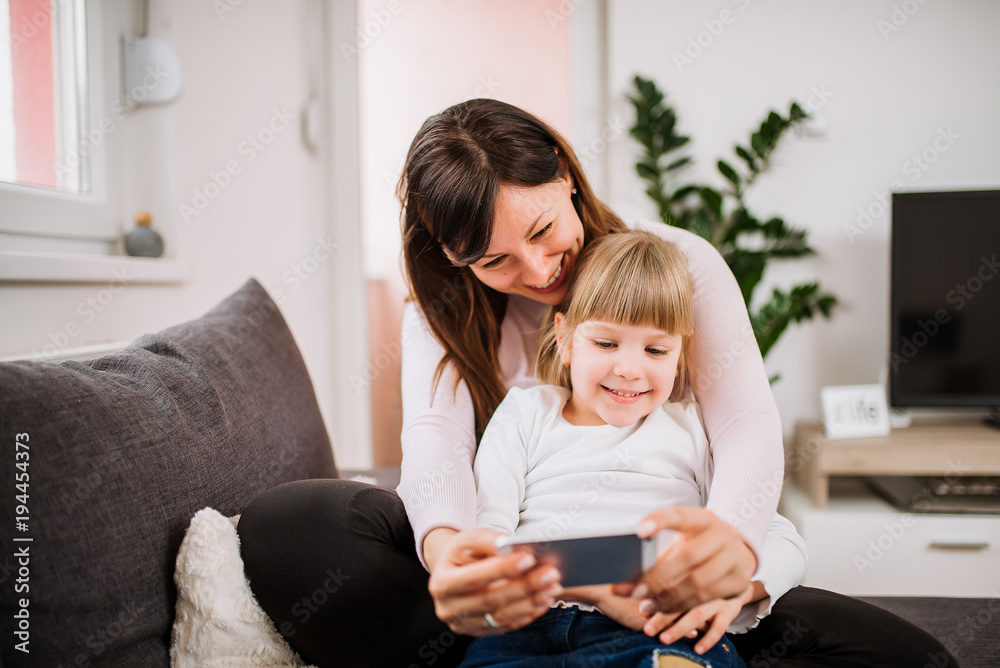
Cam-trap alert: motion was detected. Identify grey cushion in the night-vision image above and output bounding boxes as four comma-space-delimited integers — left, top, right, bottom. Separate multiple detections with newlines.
0, 278, 336, 667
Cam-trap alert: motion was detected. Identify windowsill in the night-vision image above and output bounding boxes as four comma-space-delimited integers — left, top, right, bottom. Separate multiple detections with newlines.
0, 250, 189, 284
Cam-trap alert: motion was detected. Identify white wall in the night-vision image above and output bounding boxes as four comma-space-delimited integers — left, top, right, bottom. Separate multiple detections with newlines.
0, 1, 369, 467
359, 0, 573, 282
597, 0, 1000, 439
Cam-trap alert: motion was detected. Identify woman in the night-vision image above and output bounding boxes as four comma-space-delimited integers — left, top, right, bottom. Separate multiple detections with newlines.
238, 99, 955, 668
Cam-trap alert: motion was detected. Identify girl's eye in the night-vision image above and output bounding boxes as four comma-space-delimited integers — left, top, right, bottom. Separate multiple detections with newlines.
482, 256, 503, 269
532, 222, 553, 239
646, 348, 669, 356
594, 341, 615, 349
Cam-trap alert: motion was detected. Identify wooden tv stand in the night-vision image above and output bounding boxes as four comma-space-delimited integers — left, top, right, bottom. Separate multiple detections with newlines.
791, 421, 1000, 508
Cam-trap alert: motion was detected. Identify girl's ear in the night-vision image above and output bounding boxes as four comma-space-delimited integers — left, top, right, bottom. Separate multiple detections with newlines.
553, 312, 571, 367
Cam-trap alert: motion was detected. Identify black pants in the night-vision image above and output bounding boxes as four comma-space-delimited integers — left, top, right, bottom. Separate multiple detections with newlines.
237, 479, 958, 668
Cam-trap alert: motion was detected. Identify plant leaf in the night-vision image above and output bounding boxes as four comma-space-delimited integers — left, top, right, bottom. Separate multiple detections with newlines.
735, 145, 757, 172
699, 187, 724, 221
636, 162, 659, 180
751, 284, 838, 357
671, 184, 699, 201
768, 111, 785, 134
717, 160, 741, 189
666, 135, 691, 151
666, 156, 692, 172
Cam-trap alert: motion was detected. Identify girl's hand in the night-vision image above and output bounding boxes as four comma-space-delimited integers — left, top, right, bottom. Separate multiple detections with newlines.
612, 508, 756, 614
559, 584, 655, 631
425, 528, 563, 636
642, 584, 756, 655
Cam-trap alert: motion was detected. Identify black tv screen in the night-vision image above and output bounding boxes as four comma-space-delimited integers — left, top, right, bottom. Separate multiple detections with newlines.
890, 189, 1000, 410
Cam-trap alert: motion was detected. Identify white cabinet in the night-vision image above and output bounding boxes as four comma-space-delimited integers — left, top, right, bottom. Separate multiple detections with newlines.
780, 478, 1000, 597
779, 421, 1000, 597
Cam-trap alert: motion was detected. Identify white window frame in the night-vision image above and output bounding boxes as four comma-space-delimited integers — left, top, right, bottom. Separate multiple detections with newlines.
0, 0, 186, 283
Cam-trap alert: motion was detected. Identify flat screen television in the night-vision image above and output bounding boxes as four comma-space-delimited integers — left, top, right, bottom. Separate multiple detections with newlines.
889, 189, 1000, 425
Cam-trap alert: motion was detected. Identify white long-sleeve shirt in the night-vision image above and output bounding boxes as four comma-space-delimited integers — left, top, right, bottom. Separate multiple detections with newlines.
474, 387, 712, 539
398, 221, 786, 565
473, 385, 804, 632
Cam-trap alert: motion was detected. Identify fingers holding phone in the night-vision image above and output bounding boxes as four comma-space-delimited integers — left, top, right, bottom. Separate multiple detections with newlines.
616, 507, 756, 613
427, 528, 562, 636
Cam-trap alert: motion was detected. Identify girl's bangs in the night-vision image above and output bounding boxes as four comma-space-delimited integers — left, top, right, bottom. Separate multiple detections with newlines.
567, 235, 694, 335
573, 274, 692, 335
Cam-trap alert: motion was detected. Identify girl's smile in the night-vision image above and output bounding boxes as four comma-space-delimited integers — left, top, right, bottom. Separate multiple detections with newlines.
603, 387, 650, 402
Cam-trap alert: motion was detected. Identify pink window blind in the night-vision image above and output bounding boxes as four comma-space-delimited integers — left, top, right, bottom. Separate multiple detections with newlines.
9, 0, 57, 189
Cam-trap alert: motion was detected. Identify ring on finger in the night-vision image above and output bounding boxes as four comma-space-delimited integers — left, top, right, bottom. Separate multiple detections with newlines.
483, 612, 500, 630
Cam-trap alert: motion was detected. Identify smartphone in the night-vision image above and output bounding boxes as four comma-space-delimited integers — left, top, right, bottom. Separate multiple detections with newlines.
495, 532, 657, 587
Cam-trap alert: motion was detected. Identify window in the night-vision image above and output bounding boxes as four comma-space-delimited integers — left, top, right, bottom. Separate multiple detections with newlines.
1, 0, 89, 193
0, 0, 185, 282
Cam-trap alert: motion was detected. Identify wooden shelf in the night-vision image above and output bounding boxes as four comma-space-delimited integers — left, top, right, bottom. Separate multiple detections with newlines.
790, 421, 1000, 507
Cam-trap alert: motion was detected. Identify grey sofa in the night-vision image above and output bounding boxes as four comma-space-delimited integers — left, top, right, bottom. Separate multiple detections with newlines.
0, 279, 336, 666
0, 279, 995, 667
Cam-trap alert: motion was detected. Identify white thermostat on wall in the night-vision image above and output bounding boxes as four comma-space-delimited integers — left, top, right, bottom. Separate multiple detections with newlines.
821, 384, 891, 440
121, 36, 183, 106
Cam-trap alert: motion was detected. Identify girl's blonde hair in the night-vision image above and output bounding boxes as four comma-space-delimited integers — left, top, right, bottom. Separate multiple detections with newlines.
536, 230, 695, 402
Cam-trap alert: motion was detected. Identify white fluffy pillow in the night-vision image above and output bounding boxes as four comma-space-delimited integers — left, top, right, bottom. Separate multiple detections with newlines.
170, 508, 316, 668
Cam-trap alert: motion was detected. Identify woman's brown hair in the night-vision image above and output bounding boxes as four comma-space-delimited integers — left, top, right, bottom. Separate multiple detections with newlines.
398, 99, 625, 439
536, 230, 696, 402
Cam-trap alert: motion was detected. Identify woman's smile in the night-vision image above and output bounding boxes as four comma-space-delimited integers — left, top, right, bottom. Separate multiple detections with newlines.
527, 255, 566, 293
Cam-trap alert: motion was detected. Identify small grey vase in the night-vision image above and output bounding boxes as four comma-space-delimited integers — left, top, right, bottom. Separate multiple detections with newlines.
124, 211, 165, 258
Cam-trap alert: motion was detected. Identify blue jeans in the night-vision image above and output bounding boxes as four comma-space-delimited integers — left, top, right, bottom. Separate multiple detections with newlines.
460, 607, 746, 668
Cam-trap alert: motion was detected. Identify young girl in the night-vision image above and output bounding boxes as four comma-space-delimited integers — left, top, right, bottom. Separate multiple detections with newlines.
466, 231, 791, 668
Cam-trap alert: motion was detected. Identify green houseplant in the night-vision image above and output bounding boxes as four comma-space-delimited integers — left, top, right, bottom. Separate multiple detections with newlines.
627, 75, 837, 378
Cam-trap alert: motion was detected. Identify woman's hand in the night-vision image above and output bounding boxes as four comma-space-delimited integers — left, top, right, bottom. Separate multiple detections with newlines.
424, 527, 563, 636
613, 508, 756, 614
642, 583, 757, 654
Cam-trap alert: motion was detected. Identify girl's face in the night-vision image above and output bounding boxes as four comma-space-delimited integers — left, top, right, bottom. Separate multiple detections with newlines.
465, 177, 585, 306
557, 317, 683, 427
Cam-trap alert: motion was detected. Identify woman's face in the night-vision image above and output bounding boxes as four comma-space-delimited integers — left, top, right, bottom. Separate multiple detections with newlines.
465, 176, 585, 306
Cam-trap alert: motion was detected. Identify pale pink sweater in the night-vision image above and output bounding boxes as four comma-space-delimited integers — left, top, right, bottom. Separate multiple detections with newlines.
398, 221, 785, 568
